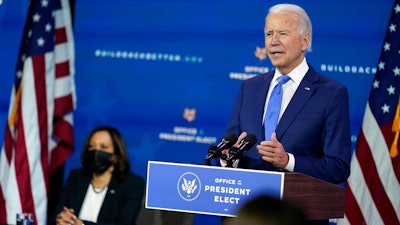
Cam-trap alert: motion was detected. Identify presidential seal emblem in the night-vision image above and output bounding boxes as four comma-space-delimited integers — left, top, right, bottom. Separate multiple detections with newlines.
177, 172, 201, 201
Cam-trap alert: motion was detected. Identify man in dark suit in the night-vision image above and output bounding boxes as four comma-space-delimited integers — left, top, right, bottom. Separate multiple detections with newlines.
225, 3, 351, 184
222, 4, 351, 224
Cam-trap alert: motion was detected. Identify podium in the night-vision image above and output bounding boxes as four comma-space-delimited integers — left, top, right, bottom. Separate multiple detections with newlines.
282, 172, 345, 220
145, 161, 344, 220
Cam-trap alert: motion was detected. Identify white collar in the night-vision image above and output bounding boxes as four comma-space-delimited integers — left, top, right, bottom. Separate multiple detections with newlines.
272, 58, 309, 85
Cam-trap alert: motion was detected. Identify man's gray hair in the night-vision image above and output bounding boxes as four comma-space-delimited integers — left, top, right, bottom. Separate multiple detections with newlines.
268, 4, 313, 52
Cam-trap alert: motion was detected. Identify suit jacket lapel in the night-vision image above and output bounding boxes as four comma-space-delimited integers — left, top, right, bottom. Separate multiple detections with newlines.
276, 67, 318, 140
254, 73, 273, 137
97, 176, 118, 221
73, 174, 91, 215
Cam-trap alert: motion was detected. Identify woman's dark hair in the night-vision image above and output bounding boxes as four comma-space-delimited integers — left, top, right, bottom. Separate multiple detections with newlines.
80, 125, 131, 180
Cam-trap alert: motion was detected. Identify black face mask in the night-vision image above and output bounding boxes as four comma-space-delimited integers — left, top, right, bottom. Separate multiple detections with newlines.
83, 150, 113, 174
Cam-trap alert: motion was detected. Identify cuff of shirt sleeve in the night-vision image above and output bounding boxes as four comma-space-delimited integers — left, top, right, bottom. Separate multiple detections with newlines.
284, 153, 295, 172
220, 159, 239, 168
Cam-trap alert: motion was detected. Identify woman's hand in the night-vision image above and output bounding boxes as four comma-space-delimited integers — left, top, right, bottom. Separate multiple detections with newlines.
56, 207, 77, 225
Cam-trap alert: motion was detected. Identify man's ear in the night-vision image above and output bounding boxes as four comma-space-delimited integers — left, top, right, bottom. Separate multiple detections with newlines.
302, 33, 311, 52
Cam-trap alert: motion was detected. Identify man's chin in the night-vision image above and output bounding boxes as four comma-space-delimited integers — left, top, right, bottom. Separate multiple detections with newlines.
269, 61, 284, 68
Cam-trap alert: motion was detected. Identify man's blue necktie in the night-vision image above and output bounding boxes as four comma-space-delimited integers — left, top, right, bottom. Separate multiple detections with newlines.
264, 75, 291, 141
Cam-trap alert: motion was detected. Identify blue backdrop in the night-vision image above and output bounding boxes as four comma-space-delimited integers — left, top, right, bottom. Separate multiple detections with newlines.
0, 0, 394, 224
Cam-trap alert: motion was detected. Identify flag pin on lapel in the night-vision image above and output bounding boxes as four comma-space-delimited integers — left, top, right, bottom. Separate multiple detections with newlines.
110, 189, 116, 194
305, 87, 311, 91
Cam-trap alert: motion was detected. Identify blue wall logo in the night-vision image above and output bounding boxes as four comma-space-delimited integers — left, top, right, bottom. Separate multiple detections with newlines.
177, 172, 201, 201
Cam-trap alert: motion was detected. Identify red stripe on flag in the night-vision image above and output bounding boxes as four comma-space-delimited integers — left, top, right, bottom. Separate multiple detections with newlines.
14, 106, 36, 216
51, 93, 74, 174
53, 118, 74, 148
3, 125, 13, 164
54, 94, 74, 117
55, 27, 67, 44
393, 156, 400, 182
55, 61, 70, 78
50, 145, 74, 175
0, 186, 7, 224
49, 120, 74, 174
32, 55, 50, 193
343, 185, 365, 225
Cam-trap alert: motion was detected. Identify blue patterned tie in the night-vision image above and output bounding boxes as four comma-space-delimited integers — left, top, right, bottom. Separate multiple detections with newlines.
264, 75, 291, 141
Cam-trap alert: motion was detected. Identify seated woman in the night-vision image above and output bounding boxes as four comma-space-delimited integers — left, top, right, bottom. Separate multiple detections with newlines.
52, 125, 145, 225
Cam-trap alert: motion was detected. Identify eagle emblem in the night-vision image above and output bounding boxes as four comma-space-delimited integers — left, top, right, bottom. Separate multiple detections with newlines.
178, 172, 201, 201
183, 108, 196, 122
182, 178, 198, 195
254, 46, 267, 61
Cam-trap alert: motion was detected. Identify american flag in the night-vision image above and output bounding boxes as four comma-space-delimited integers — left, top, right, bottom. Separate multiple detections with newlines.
0, 0, 76, 224
338, 1, 400, 224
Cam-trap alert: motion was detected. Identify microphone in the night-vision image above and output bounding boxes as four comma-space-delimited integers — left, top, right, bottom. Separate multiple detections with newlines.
205, 133, 238, 160
226, 134, 257, 161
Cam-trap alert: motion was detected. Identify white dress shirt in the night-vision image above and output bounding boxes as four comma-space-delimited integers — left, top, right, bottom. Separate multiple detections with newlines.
79, 183, 108, 222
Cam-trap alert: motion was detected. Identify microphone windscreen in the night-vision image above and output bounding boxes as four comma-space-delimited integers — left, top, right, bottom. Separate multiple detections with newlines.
242, 134, 257, 150
223, 133, 238, 145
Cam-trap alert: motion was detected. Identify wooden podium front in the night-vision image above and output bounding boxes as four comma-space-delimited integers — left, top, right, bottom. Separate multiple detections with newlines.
283, 173, 345, 220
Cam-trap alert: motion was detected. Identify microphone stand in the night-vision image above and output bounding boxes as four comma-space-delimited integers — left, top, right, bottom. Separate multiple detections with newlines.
204, 145, 219, 166
225, 147, 241, 168
226, 158, 234, 168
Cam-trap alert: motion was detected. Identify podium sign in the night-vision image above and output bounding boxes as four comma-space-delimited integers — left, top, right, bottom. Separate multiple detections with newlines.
145, 161, 284, 217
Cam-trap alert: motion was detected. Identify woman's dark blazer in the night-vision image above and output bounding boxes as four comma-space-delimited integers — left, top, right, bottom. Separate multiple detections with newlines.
51, 168, 145, 225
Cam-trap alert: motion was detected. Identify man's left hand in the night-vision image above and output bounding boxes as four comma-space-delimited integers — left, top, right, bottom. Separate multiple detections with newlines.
257, 132, 289, 169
